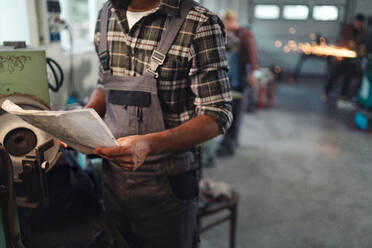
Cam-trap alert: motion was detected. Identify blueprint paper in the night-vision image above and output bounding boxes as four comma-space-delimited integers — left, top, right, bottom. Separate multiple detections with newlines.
1, 100, 118, 154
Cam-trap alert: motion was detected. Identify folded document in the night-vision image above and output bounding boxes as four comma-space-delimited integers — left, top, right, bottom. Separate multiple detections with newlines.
1, 100, 118, 154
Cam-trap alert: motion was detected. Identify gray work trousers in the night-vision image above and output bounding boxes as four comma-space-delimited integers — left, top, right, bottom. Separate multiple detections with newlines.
103, 157, 199, 248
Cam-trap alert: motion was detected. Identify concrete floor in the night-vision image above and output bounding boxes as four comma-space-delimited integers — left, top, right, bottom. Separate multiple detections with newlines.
201, 79, 372, 248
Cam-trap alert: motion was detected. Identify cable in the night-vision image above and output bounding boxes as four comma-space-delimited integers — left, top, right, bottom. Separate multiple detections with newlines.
65, 24, 75, 92
46, 57, 64, 92
47, 19, 74, 93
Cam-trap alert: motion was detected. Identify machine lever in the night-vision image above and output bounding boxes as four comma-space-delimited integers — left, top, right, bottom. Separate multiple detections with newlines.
46, 151, 62, 173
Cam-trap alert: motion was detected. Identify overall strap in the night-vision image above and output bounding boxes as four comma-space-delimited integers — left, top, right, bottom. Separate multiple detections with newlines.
147, 0, 196, 78
98, 1, 111, 73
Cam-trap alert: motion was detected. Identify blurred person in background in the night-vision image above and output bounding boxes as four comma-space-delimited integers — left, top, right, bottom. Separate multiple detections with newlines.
217, 9, 259, 157
323, 14, 366, 102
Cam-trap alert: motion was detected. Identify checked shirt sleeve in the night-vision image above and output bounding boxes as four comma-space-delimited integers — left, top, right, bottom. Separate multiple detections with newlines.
94, 8, 104, 87
189, 14, 233, 133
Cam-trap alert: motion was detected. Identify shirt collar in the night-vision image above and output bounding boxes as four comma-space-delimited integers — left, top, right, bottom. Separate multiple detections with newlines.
158, 0, 181, 17
110, 0, 182, 30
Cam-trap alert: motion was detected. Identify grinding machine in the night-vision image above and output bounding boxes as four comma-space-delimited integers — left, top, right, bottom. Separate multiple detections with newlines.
0, 43, 61, 248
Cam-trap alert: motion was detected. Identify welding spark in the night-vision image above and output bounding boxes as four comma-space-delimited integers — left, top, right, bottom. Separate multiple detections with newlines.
278, 41, 357, 58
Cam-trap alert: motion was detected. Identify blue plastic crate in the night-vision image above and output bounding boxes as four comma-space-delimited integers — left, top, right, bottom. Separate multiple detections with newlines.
355, 111, 372, 130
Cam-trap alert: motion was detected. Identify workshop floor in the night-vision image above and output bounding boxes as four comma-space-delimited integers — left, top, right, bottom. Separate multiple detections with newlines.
201, 78, 372, 248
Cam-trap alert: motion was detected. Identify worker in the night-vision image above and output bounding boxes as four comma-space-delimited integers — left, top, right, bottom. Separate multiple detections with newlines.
323, 14, 366, 101
85, 0, 232, 247
217, 9, 259, 157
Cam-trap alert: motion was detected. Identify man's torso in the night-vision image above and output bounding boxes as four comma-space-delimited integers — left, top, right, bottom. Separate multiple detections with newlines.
95, 2, 220, 129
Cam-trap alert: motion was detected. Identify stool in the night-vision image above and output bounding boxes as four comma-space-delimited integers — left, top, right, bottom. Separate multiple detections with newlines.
197, 192, 239, 248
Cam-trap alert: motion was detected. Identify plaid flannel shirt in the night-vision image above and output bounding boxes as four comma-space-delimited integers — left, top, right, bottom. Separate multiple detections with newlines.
94, 0, 233, 132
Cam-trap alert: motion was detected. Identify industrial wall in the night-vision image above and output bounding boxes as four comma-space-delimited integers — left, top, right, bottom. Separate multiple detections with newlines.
354, 0, 372, 18
0, 0, 39, 46
201, 0, 250, 26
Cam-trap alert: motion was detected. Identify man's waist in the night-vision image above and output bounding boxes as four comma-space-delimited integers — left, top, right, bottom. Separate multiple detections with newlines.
137, 149, 199, 175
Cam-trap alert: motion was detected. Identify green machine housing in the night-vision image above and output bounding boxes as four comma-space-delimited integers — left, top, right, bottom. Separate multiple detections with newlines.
0, 46, 50, 247
0, 46, 50, 107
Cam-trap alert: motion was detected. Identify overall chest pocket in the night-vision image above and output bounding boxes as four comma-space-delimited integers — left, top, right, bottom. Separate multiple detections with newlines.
106, 89, 165, 137
108, 90, 151, 107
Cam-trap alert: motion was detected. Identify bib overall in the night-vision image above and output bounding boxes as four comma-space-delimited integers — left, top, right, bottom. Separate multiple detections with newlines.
98, 1, 199, 247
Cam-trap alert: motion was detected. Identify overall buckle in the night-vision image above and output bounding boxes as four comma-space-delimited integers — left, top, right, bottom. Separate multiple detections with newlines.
146, 50, 165, 78
151, 50, 166, 65
98, 50, 110, 71
146, 68, 159, 79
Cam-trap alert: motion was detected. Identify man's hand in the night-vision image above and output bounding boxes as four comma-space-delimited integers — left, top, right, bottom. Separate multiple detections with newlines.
59, 140, 68, 148
94, 115, 221, 171
249, 73, 257, 87
94, 135, 151, 171
58, 140, 71, 150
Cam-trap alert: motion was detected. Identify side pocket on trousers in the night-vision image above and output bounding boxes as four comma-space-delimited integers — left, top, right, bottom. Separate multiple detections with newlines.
167, 170, 199, 204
